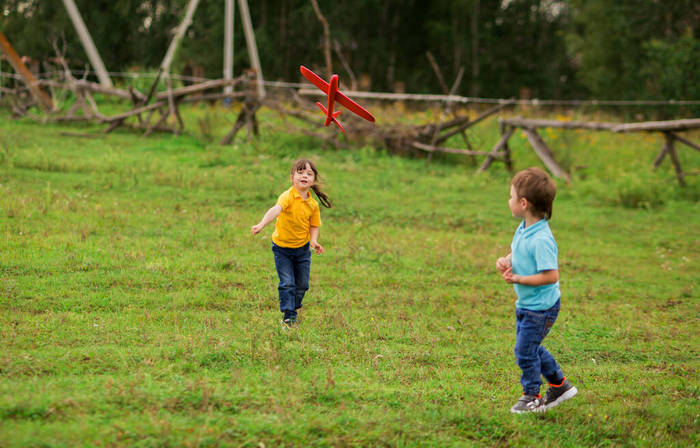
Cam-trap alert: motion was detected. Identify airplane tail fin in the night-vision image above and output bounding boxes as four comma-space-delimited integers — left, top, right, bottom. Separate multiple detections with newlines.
315, 102, 345, 133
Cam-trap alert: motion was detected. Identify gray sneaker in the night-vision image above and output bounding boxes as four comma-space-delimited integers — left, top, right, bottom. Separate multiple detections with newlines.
541, 378, 578, 410
510, 394, 542, 414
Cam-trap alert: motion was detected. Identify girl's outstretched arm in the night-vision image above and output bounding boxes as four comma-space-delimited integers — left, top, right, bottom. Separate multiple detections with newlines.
309, 226, 324, 254
251, 205, 282, 235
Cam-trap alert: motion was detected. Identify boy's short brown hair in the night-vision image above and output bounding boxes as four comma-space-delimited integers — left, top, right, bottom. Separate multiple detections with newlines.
512, 167, 556, 219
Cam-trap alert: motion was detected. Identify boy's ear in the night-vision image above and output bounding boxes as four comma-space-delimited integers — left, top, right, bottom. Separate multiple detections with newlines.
520, 197, 529, 209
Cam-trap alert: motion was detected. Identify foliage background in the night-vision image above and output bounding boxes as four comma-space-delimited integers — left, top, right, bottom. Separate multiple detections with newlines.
1, 0, 699, 109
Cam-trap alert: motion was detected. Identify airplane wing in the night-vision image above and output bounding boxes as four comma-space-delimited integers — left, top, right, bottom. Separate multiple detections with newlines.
300, 65, 375, 123
300, 66, 329, 92
334, 91, 375, 122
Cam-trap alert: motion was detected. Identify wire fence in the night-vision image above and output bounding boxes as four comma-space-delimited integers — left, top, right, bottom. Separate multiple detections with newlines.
2, 68, 700, 107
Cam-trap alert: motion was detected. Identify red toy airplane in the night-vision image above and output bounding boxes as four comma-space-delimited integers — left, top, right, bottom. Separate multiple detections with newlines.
300, 65, 375, 133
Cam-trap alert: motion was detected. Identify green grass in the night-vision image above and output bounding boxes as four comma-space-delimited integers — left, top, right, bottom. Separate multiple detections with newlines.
0, 105, 698, 447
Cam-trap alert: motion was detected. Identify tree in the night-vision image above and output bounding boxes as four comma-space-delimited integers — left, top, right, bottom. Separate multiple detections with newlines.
565, 0, 700, 103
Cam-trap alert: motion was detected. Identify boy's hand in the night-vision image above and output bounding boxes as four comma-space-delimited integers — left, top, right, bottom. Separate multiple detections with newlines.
496, 256, 511, 273
310, 241, 324, 255
251, 224, 263, 235
502, 267, 520, 284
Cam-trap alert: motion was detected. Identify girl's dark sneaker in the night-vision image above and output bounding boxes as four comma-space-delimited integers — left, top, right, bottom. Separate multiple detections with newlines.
510, 394, 542, 413
281, 318, 296, 329
542, 378, 577, 410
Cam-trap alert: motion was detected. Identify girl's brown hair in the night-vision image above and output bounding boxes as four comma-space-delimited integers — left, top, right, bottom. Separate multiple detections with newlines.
291, 159, 332, 208
512, 167, 556, 219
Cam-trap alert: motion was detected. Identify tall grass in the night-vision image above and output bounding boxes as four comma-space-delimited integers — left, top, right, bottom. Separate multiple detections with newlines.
0, 105, 698, 447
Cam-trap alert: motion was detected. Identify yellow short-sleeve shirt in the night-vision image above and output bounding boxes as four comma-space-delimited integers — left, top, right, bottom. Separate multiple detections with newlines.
272, 187, 322, 248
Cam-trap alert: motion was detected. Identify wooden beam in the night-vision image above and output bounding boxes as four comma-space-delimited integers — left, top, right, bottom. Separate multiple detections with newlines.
522, 128, 571, 182
0, 31, 54, 111
435, 100, 515, 144
154, 78, 241, 99
501, 117, 617, 131
612, 118, 700, 133
40, 79, 144, 102
102, 101, 167, 122
298, 89, 472, 103
179, 92, 247, 103
412, 142, 498, 156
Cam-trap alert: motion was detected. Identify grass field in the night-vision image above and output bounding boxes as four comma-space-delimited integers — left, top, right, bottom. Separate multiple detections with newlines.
0, 104, 698, 447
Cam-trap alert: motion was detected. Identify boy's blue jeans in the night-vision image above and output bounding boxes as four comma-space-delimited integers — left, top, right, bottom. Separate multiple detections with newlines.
514, 298, 564, 396
272, 242, 311, 320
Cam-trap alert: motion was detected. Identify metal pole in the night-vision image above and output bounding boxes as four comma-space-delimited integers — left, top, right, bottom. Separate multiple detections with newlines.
224, 0, 234, 95
237, 0, 265, 98
61, 0, 113, 87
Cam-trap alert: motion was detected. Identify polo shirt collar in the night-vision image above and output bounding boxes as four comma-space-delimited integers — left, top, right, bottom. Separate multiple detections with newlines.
291, 186, 311, 201
518, 219, 547, 236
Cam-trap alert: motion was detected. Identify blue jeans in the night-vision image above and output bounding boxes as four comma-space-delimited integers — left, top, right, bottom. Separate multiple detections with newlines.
272, 242, 311, 320
514, 298, 564, 395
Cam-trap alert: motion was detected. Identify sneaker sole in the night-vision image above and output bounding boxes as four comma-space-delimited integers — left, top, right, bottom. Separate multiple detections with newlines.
510, 402, 543, 414
510, 407, 539, 414
545, 386, 578, 410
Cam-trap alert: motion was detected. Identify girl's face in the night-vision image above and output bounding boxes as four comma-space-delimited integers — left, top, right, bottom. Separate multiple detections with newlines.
509, 185, 526, 219
291, 163, 316, 191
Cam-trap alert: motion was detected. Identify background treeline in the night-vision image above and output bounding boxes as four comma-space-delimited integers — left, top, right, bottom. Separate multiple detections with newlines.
1, 0, 698, 102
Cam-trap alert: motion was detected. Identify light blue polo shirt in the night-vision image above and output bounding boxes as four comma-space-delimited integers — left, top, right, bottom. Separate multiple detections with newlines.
511, 219, 560, 310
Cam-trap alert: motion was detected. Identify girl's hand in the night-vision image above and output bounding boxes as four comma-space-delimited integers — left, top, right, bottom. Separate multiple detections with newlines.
251, 224, 263, 235
502, 267, 520, 284
496, 256, 511, 273
310, 241, 324, 255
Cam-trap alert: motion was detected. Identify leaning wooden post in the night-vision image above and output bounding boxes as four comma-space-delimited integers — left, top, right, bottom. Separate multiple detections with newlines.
477, 124, 515, 173
61, 0, 113, 88
164, 72, 178, 134
522, 128, 571, 182
0, 31, 54, 111
238, 0, 265, 99
668, 132, 700, 153
653, 137, 669, 168
663, 132, 686, 186
501, 121, 513, 172
142, 0, 200, 109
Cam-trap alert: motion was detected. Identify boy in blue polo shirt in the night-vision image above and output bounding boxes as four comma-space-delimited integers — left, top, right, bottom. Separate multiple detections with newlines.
496, 167, 577, 413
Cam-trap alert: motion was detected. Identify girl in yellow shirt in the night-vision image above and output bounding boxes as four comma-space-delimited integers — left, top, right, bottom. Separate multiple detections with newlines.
251, 159, 331, 327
